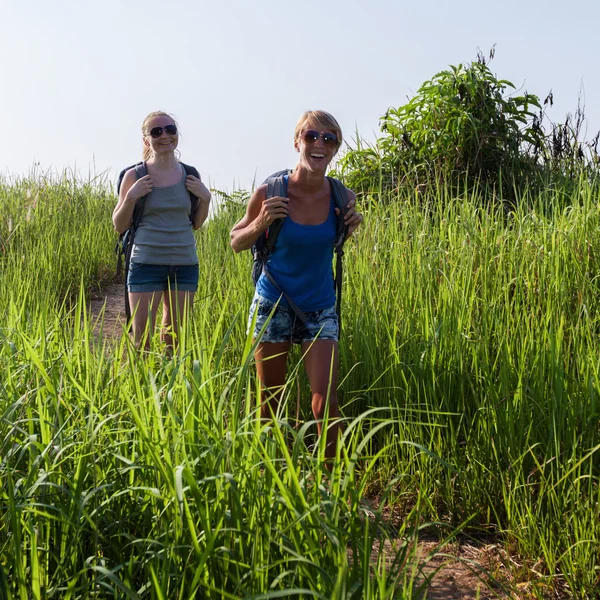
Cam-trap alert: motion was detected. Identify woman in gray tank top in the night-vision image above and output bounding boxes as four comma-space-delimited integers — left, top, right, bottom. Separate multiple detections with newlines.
112, 111, 211, 350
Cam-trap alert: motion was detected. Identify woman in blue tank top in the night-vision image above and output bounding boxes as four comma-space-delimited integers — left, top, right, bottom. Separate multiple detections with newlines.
112, 111, 212, 350
230, 110, 364, 462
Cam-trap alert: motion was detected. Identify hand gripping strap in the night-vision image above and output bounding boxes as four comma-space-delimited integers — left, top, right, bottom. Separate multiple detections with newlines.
131, 162, 148, 231
264, 174, 287, 254
327, 176, 350, 250
181, 163, 200, 221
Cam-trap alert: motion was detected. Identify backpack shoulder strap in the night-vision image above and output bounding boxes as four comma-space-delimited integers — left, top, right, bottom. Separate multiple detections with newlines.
264, 170, 289, 197
180, 162, 199, 178
115, 161, 146, 302
327, 176, 350, 250
263, 169, 292, 185
180, 162, 199, 219
117, 162, 144, 195
263, 172, 289, 252
261, 171, 309, 323
326, 176, 351, 339
131, 162, 148, 230
134, 162, 147, 179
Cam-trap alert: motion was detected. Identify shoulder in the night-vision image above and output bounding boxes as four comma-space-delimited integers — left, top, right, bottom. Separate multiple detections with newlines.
242, 185, 267, 216
118, 168, 139, 197
251, 184, 268, 203
122, 167, 139, 184
262, 169, 291, 185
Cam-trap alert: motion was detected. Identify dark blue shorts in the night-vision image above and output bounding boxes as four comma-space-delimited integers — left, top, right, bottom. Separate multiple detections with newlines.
127, 262, 199, 293
247, 292, 339, 344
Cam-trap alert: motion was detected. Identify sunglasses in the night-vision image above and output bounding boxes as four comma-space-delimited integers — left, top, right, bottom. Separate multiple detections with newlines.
148, 125, 178, 138
301, 129, 338, 146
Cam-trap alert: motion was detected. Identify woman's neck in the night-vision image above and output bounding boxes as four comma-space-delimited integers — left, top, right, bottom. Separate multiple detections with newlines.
147, 153, 179, 171
290, 164, 326, 194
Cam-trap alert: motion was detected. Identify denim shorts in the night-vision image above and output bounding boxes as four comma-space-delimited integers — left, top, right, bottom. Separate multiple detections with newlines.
247, 292, 339, 344
127, 262, 199, 293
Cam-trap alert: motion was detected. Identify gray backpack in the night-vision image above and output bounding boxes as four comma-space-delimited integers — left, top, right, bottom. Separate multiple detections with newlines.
251, 170, 350, 333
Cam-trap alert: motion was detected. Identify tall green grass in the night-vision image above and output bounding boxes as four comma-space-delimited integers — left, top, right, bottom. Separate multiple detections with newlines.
340, 181, 600, 595
0, 175, 419, 598
1, 172, 599, 597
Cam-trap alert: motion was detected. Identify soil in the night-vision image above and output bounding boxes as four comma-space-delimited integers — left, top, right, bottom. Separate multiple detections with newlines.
89, 282, 126, 339
87, 283, 552, 599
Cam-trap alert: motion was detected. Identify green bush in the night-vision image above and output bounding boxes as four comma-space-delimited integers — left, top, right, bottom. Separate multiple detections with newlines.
334, 49, 599, 204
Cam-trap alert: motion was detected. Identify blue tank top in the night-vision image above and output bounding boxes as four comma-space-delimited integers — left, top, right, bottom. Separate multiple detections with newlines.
256, 181, 337, 312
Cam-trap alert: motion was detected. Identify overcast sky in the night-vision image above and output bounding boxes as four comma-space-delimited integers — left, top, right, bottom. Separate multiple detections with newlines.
2, 0, 598, 193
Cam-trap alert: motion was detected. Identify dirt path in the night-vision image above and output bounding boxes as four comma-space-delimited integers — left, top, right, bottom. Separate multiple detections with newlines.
89, 282, 126, 339
88, 284, 523, 598
412, 538, 507, 598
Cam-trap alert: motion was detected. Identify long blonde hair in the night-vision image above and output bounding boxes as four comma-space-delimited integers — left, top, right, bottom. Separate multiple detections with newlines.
141, 111, 180, 161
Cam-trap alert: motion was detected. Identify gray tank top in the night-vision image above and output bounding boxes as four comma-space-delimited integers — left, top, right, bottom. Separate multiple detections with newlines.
131, 167, 198, 265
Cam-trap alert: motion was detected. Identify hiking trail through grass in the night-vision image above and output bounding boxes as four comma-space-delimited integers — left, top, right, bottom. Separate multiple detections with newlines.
88, 283, 523, 599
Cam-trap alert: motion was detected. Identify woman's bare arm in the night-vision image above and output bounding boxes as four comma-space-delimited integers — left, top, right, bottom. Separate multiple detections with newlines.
112, 169, 153, 234
230, 185, 289, 253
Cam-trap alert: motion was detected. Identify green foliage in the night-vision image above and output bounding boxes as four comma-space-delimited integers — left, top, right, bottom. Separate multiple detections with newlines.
334, 50, 599, 203
2, 175, 600, 597
0, 173, 116, 311
543, 93, 600, 179
211, 188, 250, 219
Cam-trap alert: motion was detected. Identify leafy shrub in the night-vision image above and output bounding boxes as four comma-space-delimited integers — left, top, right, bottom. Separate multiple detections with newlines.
542, 92, 600, 180
333, 49, 599, 204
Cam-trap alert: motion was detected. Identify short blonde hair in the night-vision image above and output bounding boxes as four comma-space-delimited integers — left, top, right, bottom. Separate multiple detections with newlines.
141, 111, 180, 161
294, 110, 342, 152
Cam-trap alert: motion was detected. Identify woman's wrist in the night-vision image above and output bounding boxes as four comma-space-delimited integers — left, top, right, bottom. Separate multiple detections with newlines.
125, 191, 139, 205
199, 187, 211, 203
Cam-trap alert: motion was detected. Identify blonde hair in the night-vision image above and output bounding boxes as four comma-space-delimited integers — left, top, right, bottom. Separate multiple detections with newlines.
141, 111, 180, 162
294, 110, 343, 152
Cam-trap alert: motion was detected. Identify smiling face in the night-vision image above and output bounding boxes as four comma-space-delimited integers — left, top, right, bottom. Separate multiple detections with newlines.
293, 110, 342, 174
295, 125, 338, 172
143, 114, 179, 158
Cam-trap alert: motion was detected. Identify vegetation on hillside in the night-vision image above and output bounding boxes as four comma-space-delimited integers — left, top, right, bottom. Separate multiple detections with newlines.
1, 51, 599, 598
333, 48, 599, 204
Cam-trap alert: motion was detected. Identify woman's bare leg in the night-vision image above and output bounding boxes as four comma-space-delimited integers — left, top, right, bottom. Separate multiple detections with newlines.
301, 339, 341, 461
129, 291, 162, 349
162, 290, 194, 351
255, 341, 290, 421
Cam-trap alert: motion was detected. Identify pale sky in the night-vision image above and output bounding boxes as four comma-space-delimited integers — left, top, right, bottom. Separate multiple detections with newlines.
2, 0, 599, 193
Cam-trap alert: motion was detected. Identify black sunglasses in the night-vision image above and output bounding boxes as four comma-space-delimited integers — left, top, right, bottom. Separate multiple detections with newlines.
301, 129, 338, 146
148, 125, 178, 138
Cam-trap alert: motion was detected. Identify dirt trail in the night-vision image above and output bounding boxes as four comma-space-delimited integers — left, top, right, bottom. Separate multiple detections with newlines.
89, 283, 126, 339
88, 284, 517, 598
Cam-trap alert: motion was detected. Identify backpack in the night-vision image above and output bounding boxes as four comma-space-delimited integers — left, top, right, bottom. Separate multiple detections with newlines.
251, 170, 350, 333
114, 161, 200, 326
